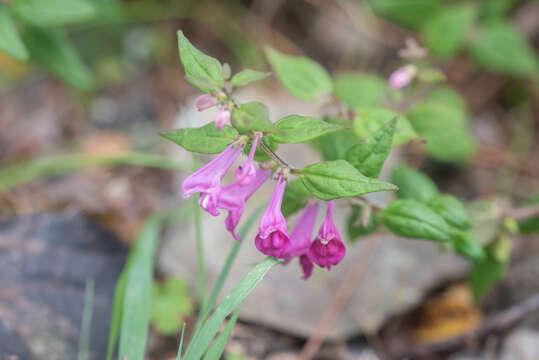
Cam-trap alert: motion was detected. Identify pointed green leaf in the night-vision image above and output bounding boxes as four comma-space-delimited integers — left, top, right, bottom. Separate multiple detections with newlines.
310, 129, 357, 161
469, 21, 538, 76
383, 199, 453, 242
270, 115, 345, 144
203, 307, 241, 360
297, 160, 397, 201
453, 232, 485, 261
469, 253, 506, 302
265, 47, 332, 100
0, 4, 28, 60
423, 3, 476, 58
161, 122, 239, 154
390, 165, 439, 202
231, 102, 279, 133
368, 0, 442, 29
282, 179, 311, 217
428, 194, 471, 230
13, 0, 95, 26
22, 27, 94, 90
345, 118, 395, 178
177, 30, 224, 92
230, 69, 271, 87
353, 107, 417, 146
333, 73, 386, 108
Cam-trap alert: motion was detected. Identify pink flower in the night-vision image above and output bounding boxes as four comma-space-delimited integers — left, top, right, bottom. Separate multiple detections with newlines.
195, 94, 217, 111
215, 108, 231, 130
236, 132, 261, 185
389, 65, 416, 89
217, 168, 271, 240
286, 202, 319, 279
309, 201, 346, 269
255, 174, 290, 258
181, 141, 243, 216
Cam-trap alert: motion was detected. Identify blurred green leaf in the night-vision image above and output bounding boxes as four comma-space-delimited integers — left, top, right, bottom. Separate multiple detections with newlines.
230, 69, 271, 87
282, 179, 311, 217
310, 129, 357, 161
0, 4, 28, 60
13, 0, 95, 26
270, 115, 344, 144
428, 194, 471, 230
298, 160, 397, 201
333, 73, 386, 108
478, 0, 519, 22
383, 199, 453, 242
453, 232, 486, 261
203, 307, 241, 360
345, 118, 396, 178
391, 165, 439, 202
232, 101, 279, 134
417, 68, 446, 84
367, 0, 442, 29
518, 193, 539, 234
22, 27, 94, 90
177, 30, 224, 92
423, 3, 476, 58
161, 123, 239, 154
150, 278, 193, 335
107, 264, 128, 360
469, 253, 507, 302
469, 21, 539, 76
265, 47, 332, 100
353, 107, 417, 146
347, 205, 381, 241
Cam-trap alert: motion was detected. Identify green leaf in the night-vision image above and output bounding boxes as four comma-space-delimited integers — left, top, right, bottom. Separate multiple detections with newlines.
390, 165, 439, 202
469, 253, 506, 302
383, 199, 453, 242
161, 122, 239, 154
12, 0, 95, 26
333, 73, 386, 108
478, 0, 517, 22
347, 205, 381, 242
407, 87, 475, 163
265, 47, 332, 100
107, 264, 128, 360
22, 27, 94, 90
282, 179, 311, 217
518, 193, 539, 234
118, 215, 163, 360
453, 232, 486, 261
423, 3, 476, 58
417, 68, 446, 84
0, 5, 28, 60
203, 307, 241, 360
310, 129, 357, 161
150, 278, 193, 335
270, 115, 345, 144
297, 160, 398, 201
231, 102, 279, 134
177, 30, 224, 92
428, 194, 471, 230
230, 69, 271, 87
176, 324, 186, 360
345, 118, 395, 178
469, 21, 539, 76
183, 257, 279, 360
353, 107, 417, 146
367, 0, 442, 29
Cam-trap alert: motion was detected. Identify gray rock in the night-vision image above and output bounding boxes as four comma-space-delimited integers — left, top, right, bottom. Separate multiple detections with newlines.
500, 329, 539, 360
0, 213, 126, 360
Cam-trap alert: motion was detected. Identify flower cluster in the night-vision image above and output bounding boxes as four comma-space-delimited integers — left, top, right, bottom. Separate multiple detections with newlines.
182, 132, 346, 279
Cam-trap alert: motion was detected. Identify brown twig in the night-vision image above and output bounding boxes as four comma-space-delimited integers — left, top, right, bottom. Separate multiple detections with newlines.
396, 292, 539, 358
504, 204, 539, 221
299, 235, 383, 359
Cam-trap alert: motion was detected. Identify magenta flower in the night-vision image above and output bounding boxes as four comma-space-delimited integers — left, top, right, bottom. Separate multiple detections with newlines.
215, 108, 231, 130
195, 94, 217, 111
388, 65, 416, 89
286, 202, 318, 279
309, 201, 346, 269
217, 168, 271, 240
255, 174, 290, 258
236, 132, 261, 185
181, 141, 243, 216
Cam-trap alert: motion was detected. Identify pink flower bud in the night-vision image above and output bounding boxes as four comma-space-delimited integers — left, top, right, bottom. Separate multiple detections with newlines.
236, 132, 261, 185
309, 201, 346, 270
215, 109, 231, 130
195, 94, 217, 111
389, 65, 416, 90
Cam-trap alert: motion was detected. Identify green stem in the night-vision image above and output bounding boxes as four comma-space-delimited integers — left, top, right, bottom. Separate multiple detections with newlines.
192, 157, 206, 311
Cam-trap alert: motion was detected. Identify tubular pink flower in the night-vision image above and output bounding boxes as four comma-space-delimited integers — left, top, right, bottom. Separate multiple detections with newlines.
195, 94, 217, 111
217, 168, 271, 240
285, 202, 318, 279
299, 254, 314, 280
236, 132, 261, 185
389, 65, 416, 89
309, 201, 346, 270
255, 175, 290, 258
181, 142, 243, 216
215, 108, 231, 130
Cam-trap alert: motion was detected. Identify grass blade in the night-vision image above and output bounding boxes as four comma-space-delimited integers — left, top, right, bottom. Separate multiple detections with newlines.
176, 323, 186, 360
78, 279, 94, 360
194, 192, 206, 311
202, 306, 241, 360
117, 215, 163, 360
106, 264, 129, 360
183, 256, 280, 360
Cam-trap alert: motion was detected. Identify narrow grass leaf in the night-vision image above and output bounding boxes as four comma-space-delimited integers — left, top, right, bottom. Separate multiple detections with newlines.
78, 279, 94, 360
176, 323, 186, 360
203, 307, 241, 360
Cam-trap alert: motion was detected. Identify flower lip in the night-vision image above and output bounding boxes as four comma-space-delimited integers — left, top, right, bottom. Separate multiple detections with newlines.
309, 200, 346, 269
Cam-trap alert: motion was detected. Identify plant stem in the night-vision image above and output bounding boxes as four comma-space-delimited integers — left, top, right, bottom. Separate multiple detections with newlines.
192, 157, 206, 311
259, 138, 293, 170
